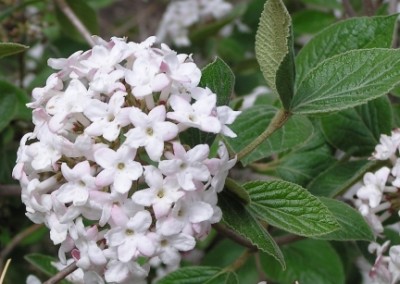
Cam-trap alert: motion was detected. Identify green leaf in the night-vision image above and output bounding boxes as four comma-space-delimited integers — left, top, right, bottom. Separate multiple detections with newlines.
301, 0, 341, 9
200, 57, 235, 107
291, 49, 400, 114
206, 272, 239, 284
0, 82, 19, 132
308, 160, 376, 197
292, 10, 335, 36
0, 131, 17, 183
272, 126, 335, 186
245, 180, 340, 236
315, 197, 375, 241
296, 15, 398, 87
13, 83, 31, 121
25, 254, 58, 276
224, 106, 313, 165
157, 266, 236, 284
261, 239, 345, 284
202, 240, 259, 284
55, 0, 99, 43
255, 0, 295, 109
320, 96, 392, 157
219, 191, 285, 268
0, 42, 28, 58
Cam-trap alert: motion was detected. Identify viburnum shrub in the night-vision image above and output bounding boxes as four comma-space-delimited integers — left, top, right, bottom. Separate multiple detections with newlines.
6, 0, 400, 283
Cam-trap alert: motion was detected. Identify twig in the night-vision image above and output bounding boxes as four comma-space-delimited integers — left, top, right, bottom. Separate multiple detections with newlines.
342, 0, 356, 17
0, 184, 21, 196
212, 223, 257, 251
362, 0, 375, 15
389, 0, 399, 14
0, 224, 43, 274
43, 261, 78, 284
226, 249, 252, 272
53, 0, 95, 46
0, 259, 11, 284
275, 234, 304, 246
390, 0, 399, 49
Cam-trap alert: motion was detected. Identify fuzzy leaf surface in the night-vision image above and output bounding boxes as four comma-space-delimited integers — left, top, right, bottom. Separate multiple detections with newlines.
291, 49, 400, 114
255, 0, 295, 109
296, 15, 398, 87
245, 180, 340, 236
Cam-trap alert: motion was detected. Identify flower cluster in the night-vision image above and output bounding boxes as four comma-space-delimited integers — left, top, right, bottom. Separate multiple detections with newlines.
156, 0, 232, 46
13, 36, 240, 283
353, 129, 400, 283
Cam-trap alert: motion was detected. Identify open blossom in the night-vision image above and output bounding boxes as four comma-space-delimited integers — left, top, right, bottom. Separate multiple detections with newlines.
13, 36, 239, 283
355, 130, 400, 283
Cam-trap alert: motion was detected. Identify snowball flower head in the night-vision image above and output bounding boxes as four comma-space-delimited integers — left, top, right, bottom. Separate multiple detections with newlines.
13, 36, 239, 283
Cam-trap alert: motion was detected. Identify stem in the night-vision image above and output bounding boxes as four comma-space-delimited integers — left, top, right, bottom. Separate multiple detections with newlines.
225, 177, 250, 204
342, 0, 356, 17
362, 0, 375, 15
0, 224, 43, 274
43, 262, 78, 284
237, 109, 291, 161
53, 0, 95, 47
212, 223, 257, 251
389, 0, 399, 14
225, 249, 252, 272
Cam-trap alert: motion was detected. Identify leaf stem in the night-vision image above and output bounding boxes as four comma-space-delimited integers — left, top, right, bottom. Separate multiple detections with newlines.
43, 261, 78, 284
237, 109, 291, 161
53, 0, 95, 47
225, 249, 252, 272
224, 177, 250, 204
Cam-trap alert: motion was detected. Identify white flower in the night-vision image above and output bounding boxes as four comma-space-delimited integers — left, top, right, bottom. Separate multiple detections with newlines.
132, 166, 184, 218
84, 91, 130, 141
94, 146, 143, 194
205, 141, 236, 192
373, 129, 400, 160
155, 232, 196, 266
356, 167, 391, 208
389, 245, 400, 284
217, 106, 241, 138
45, 79, 92, 132
157, 197, 214, 236
56, 161, 97, 206
105, 210, 155, 262
69, 218, 107, 270
167, 92, 221, 133
159, 143, 210, 190
125, 56, 169, 98
125, 105, 178, 161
